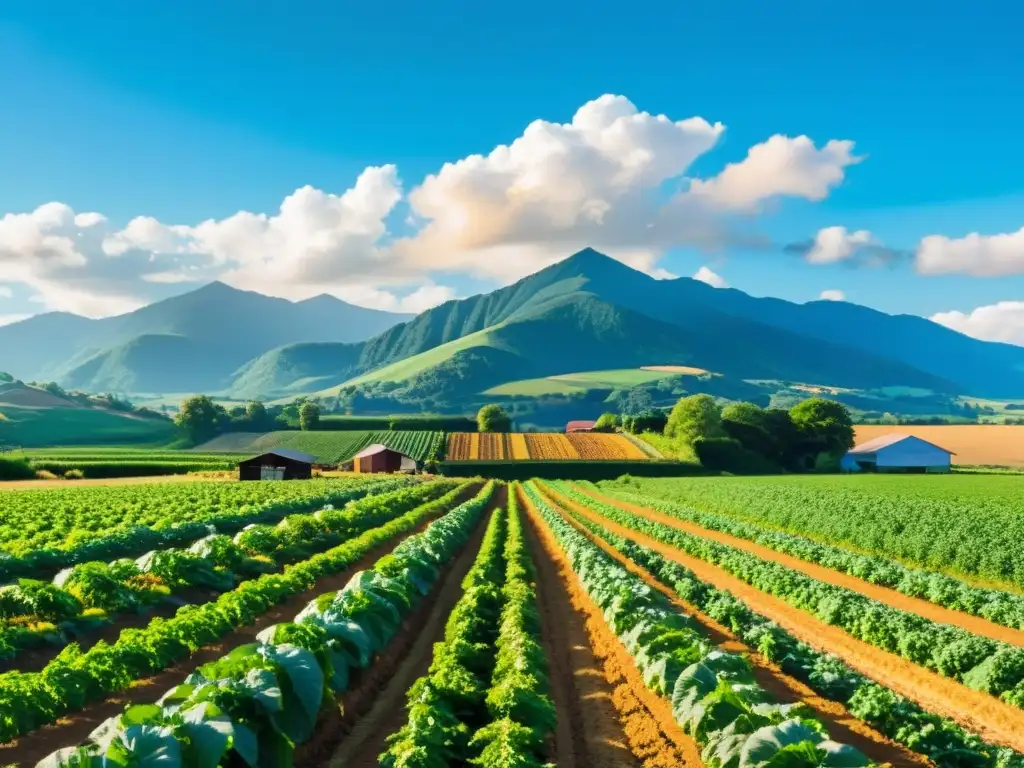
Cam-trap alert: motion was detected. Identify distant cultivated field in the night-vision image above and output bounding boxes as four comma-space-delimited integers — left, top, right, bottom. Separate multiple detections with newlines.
194, 430, 442, 463
854, 424, 1024, 466
446, 432, 648, 461
484, 366, 703, 396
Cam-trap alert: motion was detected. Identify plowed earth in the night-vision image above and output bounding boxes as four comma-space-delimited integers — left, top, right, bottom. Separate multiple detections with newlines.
560, 487, 1024, 752
537, 484, 925, 767
311, 488, 503, 768
519, 487, 701, 768
575, 485, 1024, 648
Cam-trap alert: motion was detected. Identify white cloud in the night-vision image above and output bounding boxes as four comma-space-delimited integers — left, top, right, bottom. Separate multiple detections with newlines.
692, 266, 728, 288
0, 285, 11, 298
0, 314, 29, 327
804, 226, 875, 264
331, 283, 457, 314
689, 136, 862, 210
819, 289, 846, 301
916, 227, 1024, 277
0, 94, 862, 318
931, 302, 1024, 345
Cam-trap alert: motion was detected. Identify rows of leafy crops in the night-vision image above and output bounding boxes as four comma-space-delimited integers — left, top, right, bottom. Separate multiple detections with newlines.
0, 480, 476, 743
594, 482, 1024, 632
0, 481, 457, 662
520, 481, 872, 767
381, 486, 554, 768
38, 481, 497, 766
607, 475, 1024, 588
564, 484, 1024, 710
0, 476, 408, 578
544, 482, 1023, 767
195, 430, 443, 463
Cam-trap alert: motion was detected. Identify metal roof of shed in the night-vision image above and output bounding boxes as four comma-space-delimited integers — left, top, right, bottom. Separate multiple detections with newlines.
240, 448, 317, 464
353, 443, 413, 460
847, 433, 955, 456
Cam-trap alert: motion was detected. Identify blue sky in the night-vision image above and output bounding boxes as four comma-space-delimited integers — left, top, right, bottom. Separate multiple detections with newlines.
1, 0, 1023, 342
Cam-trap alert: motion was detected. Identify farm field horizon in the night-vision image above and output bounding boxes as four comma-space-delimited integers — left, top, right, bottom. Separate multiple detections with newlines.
0, 472, 1023, 767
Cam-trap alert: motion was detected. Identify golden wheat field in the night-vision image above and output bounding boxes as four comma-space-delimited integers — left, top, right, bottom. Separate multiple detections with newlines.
445, 432, 649, 461
853, 424, 1024, 467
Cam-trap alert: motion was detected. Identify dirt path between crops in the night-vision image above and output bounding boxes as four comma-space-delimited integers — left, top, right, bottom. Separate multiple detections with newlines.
0, 487, 481, 767
309, 488, 501, 768
572, 484, 1024, 649
538, 485, 925, 767
552, 486, 1024, 753
520, 486, 702, 768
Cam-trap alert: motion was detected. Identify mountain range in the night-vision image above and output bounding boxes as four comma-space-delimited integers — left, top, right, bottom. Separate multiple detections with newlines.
3, 248, 1024, 403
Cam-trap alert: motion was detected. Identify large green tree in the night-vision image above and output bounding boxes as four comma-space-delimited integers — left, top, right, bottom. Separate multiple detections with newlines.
721, 402, 773, 457
593, 412, 620, 432
175, 395, 227, 444
477, 404, 511, 433
299, 401, 321, 431
665, 394, 725, 444
789, 397, 855, 459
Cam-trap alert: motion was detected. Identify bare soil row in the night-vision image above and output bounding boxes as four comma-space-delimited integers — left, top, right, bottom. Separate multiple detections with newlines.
575, 484, 1024, 648
558, 484, 1024, 752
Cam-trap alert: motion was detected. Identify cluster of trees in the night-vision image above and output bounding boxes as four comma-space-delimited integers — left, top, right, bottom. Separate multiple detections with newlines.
174, 396, 321, 444
663, 395, 855, 473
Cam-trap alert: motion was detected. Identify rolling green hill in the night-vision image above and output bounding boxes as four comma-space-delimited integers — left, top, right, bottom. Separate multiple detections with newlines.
0, 382, 176, 447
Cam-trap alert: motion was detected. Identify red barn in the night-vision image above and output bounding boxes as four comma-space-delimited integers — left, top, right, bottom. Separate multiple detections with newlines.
565, 420, 597, 433
352, 444, 416, 473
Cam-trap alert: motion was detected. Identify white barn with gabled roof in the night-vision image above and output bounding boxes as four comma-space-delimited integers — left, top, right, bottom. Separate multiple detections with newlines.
840, 433, 954, 474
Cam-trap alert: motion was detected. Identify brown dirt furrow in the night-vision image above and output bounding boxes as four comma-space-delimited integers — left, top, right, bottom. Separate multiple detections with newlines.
520, 487, 701, 768
560, 489, 1024, 753
573, 484, 1024, 648
312, 488, 501, 768
537, 484, 925, 767
0, 489, 479, 768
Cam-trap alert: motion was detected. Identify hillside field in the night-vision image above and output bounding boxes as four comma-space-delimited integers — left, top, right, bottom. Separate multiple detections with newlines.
0, 473, 1023, 766
193, 429, 443, 463
854, 424, 1024, 466
0, 405, 176, 447
483, 366, 703, 396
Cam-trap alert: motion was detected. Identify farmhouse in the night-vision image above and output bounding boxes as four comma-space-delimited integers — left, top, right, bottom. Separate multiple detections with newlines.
840, 434, 954, 474
566, 420, 597, 433
353, 444, 416, 474
238, 448, 315, 481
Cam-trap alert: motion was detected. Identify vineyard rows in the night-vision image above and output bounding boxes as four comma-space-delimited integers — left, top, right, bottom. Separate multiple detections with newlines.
4, 474, 1024, 767
446, 431, 648, 461
193, 429, 444, 463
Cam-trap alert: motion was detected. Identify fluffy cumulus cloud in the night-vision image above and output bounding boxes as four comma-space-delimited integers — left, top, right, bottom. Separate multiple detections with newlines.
804, 227, 875, 264
0, 94, 864, 318
692, 266, 728, 288
819, 289, 846, 301
916, 227, 1024, 277
931, 302, 1024, 345
689, 137, 861, 210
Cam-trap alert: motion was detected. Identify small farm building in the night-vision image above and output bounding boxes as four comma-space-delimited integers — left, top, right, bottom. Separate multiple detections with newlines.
353, 444, 416, 474
840, 434, 954, 474
238, 448, 315, 481
566, 420, 597, 433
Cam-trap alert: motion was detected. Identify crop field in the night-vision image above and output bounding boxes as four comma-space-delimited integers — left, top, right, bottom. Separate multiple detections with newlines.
193, 429, 444, 463
4, 471, 1024, 767
446, 431, 648, 461
854, 424, 1024, 466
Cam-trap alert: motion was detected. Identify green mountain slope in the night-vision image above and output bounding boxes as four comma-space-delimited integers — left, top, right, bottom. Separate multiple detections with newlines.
297, 291, 954, 407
